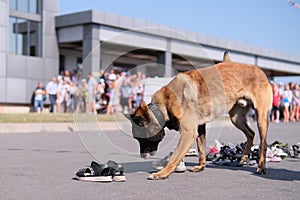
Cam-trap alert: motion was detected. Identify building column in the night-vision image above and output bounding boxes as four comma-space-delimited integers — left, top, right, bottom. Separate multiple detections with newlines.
156, 51, 173, 77
164, 51, 173, 77
0, 0, 8, 103
157, 39, 173, 77
82, 24, 100, 77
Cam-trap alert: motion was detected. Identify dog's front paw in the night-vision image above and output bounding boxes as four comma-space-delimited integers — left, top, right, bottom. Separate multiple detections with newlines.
190, 164, 205, 172
148, 171, 169, 180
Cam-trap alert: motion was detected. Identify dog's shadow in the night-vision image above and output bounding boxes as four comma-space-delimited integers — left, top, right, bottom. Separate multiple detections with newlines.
122, 161, 155, 173
189, 161, 300, 181
121, 160, 300, 182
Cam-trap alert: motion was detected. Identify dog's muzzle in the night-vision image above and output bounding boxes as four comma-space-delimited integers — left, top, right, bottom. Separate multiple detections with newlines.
141, 151, 157, 159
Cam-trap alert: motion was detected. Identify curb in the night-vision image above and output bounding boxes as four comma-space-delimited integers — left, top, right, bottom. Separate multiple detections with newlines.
0, 120, 230, 134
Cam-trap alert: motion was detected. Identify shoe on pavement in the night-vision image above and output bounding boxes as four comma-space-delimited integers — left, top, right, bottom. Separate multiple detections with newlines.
152, 152, 187, 172
75, 162, 113, 182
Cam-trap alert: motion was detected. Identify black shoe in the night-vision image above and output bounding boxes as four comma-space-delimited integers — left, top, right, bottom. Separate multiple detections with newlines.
104, 160, 126, 182
75, 161, 113, 182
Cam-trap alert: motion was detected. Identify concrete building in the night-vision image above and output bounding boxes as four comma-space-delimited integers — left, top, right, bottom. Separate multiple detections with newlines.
0, 0, 58, 106
1, 0, 300, 108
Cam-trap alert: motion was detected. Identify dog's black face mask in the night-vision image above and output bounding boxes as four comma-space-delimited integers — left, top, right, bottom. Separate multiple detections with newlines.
125, 102, 166, 159
132, 124, 165, 158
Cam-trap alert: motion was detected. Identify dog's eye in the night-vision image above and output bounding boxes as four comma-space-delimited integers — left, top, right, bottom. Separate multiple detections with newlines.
132, 116, 145, 127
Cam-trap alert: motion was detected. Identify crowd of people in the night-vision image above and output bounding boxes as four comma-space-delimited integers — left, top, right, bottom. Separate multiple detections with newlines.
271, 82, 300, 123
31, 69, 146, 114
31, 70, 300, 123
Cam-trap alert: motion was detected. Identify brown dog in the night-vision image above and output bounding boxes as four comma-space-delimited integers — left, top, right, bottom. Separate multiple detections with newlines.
126, 52, 272, 180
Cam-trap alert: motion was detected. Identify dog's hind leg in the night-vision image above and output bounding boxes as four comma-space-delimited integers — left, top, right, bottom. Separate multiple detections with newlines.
191, 124, 206, 172
254, 105, 270, 174
229, 103, 255, 164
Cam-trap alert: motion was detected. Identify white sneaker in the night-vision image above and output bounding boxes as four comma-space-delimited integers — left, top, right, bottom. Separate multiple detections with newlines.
175, 160, 187, 172
186, 148, 199, 156
152, 152, 187, 172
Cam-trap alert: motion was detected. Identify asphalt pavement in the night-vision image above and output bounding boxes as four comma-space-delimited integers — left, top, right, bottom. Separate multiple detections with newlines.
0, 120, 299, 200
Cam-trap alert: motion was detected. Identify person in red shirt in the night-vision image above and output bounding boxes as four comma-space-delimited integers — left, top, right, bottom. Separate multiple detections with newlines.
271, 83, 281, 123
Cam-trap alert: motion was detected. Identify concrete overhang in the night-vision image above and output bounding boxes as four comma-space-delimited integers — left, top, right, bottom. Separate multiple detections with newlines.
55, 10, 300, 76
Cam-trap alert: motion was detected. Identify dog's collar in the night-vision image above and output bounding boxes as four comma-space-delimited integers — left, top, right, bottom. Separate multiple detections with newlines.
148, 103, 165, 128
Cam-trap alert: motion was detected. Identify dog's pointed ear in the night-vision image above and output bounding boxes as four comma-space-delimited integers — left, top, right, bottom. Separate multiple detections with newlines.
140, 102, 149, 112
128, 102, 151, 127
124, 114, 132, 121
223, 51, 231, 62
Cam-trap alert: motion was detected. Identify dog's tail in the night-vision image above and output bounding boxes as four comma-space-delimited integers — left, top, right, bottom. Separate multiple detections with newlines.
223, 51, 231, 62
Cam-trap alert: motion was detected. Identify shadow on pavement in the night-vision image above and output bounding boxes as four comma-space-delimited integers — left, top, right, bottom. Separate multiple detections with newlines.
198, 162, 300, 181
122, 160, 300, 182
2, 146, 299, 182
121, 161, 154, 173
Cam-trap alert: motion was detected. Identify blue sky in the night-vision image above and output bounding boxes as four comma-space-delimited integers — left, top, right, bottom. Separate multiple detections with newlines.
60, 0, 300, 56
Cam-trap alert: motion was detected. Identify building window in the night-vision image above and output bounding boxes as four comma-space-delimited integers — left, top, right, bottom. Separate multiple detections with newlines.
9, 0, 16, 10
59, 55, 65, 72
9, 0, 41, 14
9, 16, 42, 57
29, 0, 38, 14
77, 57, 83, 69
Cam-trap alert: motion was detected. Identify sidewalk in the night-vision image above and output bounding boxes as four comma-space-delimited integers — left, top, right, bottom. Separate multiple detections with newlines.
0, 122, 122, 134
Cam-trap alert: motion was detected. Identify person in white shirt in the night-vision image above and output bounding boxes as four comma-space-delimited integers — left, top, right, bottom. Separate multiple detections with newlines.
67, 81, 78, 112
282, 83, 293, 122
56, 78, 69, 113
46, 77, 58, 113
108, 69, 117, 81
87, 73, 98, 113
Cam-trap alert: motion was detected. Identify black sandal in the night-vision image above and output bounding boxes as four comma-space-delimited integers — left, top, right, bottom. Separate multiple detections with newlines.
106, 160, 126, 182
75, 162, 113, 182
